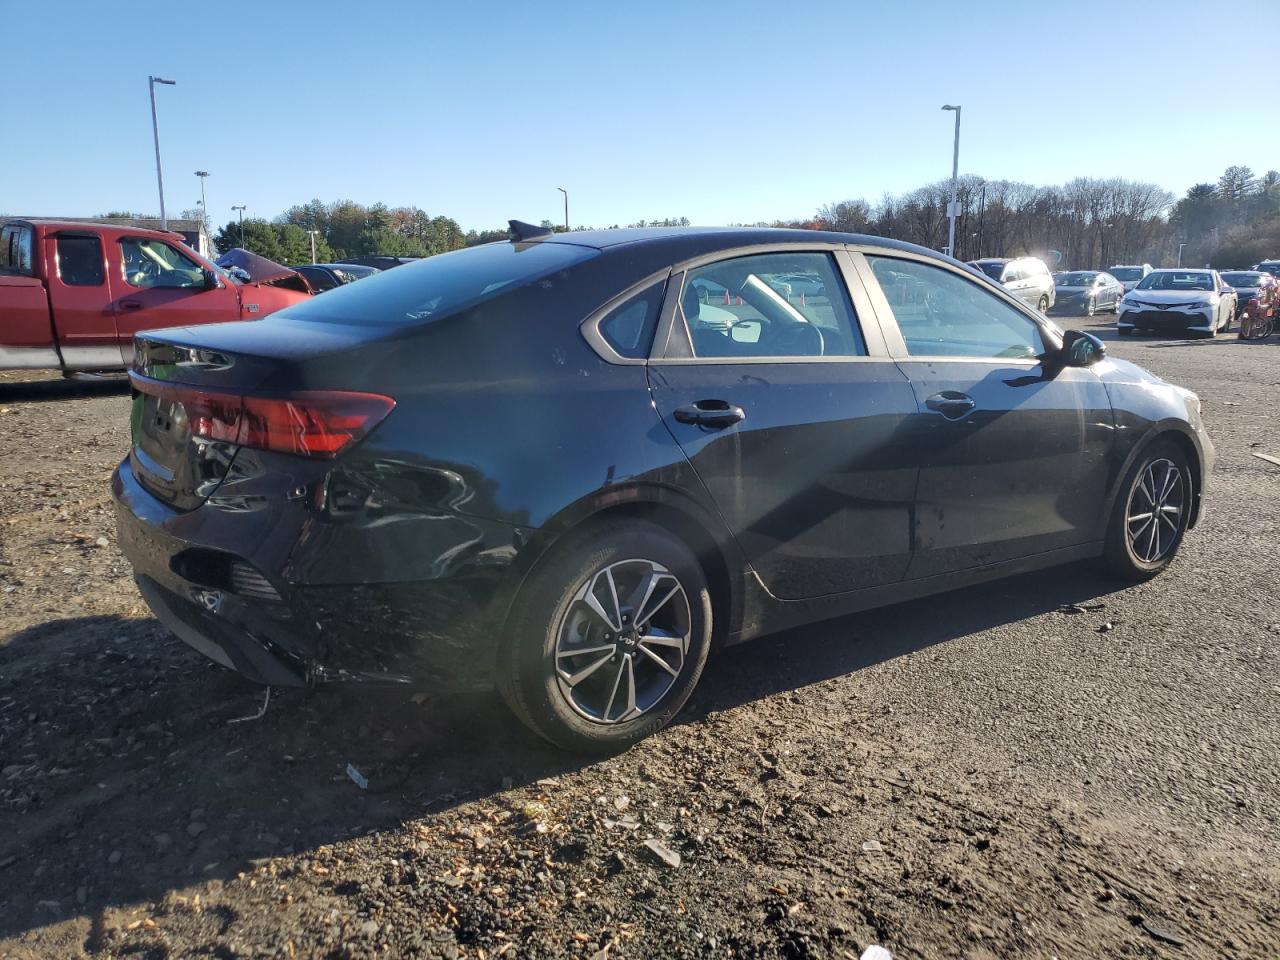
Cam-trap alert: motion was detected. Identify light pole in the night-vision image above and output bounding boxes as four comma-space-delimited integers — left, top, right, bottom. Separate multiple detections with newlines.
231, 205, 247, 249
194, 170, 209, 253
941, 104, 961, 259
1177, 242, 1186, 267
307, 229, 319, 263
149, 76, 177, 230
557, 186, 568, 231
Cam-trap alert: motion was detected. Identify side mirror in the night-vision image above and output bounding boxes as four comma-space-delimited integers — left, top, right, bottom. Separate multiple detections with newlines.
730, 319, 763, 343
1061, 329, 1106, 367
202, 267, 222, 290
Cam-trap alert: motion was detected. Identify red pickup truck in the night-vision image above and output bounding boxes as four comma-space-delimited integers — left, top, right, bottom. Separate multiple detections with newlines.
0, 219, 309, 373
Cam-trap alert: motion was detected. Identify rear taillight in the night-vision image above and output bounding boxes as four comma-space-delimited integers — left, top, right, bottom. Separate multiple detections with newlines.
130, 373, 395, 459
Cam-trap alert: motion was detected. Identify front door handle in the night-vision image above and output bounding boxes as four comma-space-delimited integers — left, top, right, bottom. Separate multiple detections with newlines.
120, 301, 144, 311
925, 391, 976, 420
673, 399, 746, 428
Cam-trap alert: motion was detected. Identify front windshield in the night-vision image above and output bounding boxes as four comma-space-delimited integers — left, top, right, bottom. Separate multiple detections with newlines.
1055, 272, 1097, 286
973, 262, 1004, 281
1136, 271, 1214, 292
1219, 272, 1260, 287
1110, 267, 1143, 282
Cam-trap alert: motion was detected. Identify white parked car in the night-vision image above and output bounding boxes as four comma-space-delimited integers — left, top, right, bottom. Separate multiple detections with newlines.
968, 256, 1055, 312
1108, 263, 1152, 293
1117, 269, 1237, 337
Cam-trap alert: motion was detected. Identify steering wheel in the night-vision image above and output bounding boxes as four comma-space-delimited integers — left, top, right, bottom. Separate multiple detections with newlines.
773, 321, 825, 357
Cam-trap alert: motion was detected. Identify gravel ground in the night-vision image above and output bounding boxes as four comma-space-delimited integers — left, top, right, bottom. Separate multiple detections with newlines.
1, 319, 1278, 959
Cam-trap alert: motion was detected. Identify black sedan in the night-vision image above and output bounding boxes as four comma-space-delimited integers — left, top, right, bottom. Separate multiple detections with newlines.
1052, 271, 1125, 315
295, 262, 380, 293
113, 225, 1213, 751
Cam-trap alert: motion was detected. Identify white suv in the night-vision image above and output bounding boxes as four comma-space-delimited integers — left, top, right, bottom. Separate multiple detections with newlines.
968, 257, 1055, 312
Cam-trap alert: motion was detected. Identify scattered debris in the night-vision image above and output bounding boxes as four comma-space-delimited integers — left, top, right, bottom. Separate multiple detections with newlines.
861, 947, 893, 960
861, 840, 884, 853
227, 687, 272, 724
1097, 621, 1120, 634
1137, 917, 1187, 947
643, 838, 681, 868
1252, 452, 1280, 469
346, 763, 369, 790
1057, 602, 1106, 614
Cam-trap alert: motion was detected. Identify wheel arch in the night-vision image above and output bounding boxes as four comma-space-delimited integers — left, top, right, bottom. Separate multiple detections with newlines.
1106, 423, 1205, 531
494, 485, 744, 668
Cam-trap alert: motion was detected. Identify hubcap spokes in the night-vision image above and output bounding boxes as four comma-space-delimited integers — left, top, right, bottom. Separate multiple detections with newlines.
554, 559, 691, 725
1126, 458, 1184, 563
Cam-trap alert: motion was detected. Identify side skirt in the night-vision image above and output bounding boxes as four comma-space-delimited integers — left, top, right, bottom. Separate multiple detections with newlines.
728, 542, 1104, 645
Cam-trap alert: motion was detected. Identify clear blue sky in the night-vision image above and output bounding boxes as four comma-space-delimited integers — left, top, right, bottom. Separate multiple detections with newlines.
5, 0, 1276, 231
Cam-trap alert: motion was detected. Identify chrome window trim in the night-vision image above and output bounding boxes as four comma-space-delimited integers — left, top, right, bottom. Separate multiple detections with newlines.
579, 268, 672, 366
652, 245, 890, 365
847, 244, 1064, 361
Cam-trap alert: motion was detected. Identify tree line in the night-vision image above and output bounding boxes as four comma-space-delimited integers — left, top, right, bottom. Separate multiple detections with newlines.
805, 164, 1279, 269
115, 163, 1277, 271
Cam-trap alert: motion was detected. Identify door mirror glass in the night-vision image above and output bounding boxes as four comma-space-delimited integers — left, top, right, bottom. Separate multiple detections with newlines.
1061, 329, 1106, 367
730, 319, 762, 343
202, 267, 222, 290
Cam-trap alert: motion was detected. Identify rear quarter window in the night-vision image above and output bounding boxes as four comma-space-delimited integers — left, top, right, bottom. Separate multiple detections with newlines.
279, 241, 599, 326
0, 224, 34, 275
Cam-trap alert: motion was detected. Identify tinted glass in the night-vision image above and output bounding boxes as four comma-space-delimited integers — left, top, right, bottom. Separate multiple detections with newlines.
1110, 267, 1143, 281
1136, 271, 1214, 291
121, 238, 204, 289
282, 241, 598, 326
299, 267, 338, 292
1, 224, 33, 275
868, 256, 1046, 359
598, 284, 664, 359
1055, 272, 1098, 286
681, 252, 865, 358
1220, 272, 1261, 287
56, 235, 104, 286
974, 261, 1004, 281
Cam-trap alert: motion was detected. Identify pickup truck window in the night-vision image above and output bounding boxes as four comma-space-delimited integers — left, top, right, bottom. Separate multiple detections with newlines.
0, 223, 34, 275
56, 235, 105, 286
120, 237, 203, 289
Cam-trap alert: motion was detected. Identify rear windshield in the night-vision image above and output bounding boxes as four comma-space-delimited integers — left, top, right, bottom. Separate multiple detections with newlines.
973, 262, 1004, 280
1219, 272, 1261, 287
1136, 271, 1214, 291
1055, 272, 1098, 286
278, 241, 598, 326
1109, 267, 1143, 281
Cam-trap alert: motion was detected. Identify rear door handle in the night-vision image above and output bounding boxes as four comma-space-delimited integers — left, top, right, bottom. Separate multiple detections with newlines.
120, 301, 144, 311
673, 399, 746, 428
925, 391, 976, 420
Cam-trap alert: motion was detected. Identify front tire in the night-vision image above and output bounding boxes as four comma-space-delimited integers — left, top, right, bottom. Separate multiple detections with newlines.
1101, 439, 1192, 581
1038, 295, 1050, 313
1086, 296, 1096, 317
497, 520, 713, 752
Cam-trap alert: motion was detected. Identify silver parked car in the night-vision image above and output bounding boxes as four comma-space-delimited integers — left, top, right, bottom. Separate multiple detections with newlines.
969, 257, 1055, 312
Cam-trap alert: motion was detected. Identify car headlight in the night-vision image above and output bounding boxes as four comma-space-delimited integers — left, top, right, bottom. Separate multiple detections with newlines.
1174, 386, 1201, 417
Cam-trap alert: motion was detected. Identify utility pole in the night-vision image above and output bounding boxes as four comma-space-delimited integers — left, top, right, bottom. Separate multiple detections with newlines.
148, 76, 176, 230
977, 180, 986, 259
194, 171, 210, 253
557, 186, 569, 231
231, 205, 247, 249
1177, 242, 1186, 268
941, 104, 961, 258
307, 229, 319, 263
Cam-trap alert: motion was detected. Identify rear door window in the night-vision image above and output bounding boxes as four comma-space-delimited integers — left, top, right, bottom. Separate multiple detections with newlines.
56, 235, 105, 286
680, 252, 866, 358
1, 223, 34, 275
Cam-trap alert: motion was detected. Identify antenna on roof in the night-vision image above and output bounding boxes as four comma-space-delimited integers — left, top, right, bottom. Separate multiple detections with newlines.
508, 220, 553, 242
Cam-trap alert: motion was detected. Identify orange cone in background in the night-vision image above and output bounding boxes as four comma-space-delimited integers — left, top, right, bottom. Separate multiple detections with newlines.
800, 292, 806, 307
723, 289, 731, 305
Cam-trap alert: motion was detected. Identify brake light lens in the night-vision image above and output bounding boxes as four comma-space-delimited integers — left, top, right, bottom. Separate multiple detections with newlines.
129, 373, 395, 459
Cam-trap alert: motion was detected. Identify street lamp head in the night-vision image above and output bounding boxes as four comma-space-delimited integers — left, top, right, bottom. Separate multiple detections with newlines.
194, 170, 209, 178
150, 76, 176, 86
942, 104, 959, 111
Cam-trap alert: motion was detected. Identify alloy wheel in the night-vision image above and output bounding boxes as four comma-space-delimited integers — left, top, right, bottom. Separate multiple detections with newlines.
553, 559, 691, 725
1126, 458, 1185, 564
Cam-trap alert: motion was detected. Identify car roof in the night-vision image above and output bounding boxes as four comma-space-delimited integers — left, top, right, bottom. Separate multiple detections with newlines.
1150, 267, 1211, 273
2, 218, 187, 243
537, 226, 941, 261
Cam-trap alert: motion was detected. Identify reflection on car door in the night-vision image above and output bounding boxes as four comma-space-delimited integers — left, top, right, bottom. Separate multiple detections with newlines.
647, 250, 920, 600
113, 237, 241, 364
860, 252, 1114, 578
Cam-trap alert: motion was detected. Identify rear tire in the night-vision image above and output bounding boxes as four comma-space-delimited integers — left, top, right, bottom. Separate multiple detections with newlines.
496, 520, 713, 753
1101, 439, 1193, 581
1038, 295, 1050, 313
